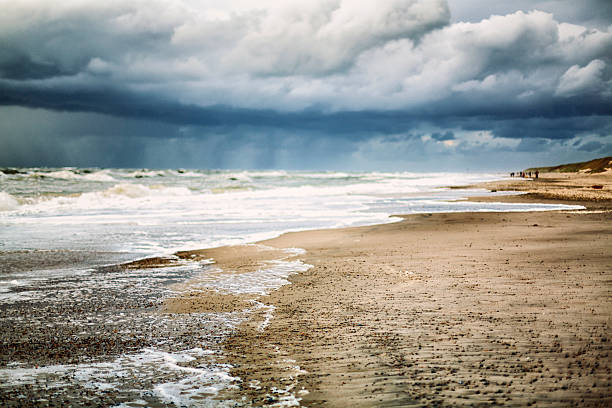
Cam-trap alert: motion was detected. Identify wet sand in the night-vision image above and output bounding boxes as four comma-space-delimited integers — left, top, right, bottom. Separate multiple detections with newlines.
205, 172, 612, 406
0, 250, 231, 407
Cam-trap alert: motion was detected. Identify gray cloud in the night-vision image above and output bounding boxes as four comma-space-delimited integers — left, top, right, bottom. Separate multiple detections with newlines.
556, 59, 610, 97
578, 141, 604, 152
2, 1, 611, 114
448, 0, 612, 28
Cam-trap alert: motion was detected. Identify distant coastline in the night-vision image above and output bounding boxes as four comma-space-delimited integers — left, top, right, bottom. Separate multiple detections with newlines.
471, 156, 612, 206
525, 156, 612, 174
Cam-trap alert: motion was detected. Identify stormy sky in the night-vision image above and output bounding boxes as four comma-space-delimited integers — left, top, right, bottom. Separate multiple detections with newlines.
1, 0, 611, 171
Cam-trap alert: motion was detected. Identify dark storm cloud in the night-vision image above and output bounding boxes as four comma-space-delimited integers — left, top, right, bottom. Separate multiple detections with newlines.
578, 141, 604, 152
431, 131, 455, 141
2, 78, 611, 141
486, 116, 612, 141
0, 49, 66, 80
0, 83, 409, 136
515, 137, 552, 153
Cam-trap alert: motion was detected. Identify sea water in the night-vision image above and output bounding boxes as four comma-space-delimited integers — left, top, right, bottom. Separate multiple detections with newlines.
0, 168, 583, 406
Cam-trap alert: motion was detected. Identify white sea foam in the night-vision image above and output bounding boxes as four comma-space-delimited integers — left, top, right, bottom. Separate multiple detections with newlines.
237, 170, 288, 178
0, 346, 241, 406
34, 170, 79, 180
248, 301, 276, 332
298, 171, 353, 179
174, 170, 207, 178
196, 260, 312, 296
81, 170, 116, 182
125, 170, 167, 178
11, 183, 194, 215
102, 183, 192, 199
0, 191, 20, 211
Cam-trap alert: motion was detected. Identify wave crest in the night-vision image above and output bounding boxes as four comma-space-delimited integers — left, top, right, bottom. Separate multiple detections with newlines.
103, 183, 193, 198
28, 169, 116, 182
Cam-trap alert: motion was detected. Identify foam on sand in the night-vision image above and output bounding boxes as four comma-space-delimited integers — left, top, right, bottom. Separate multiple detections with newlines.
0, 347, 241, 407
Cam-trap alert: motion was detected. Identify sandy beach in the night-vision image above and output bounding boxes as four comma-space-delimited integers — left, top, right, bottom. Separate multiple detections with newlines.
165, 171, 612, 406
1, 171, 610, 406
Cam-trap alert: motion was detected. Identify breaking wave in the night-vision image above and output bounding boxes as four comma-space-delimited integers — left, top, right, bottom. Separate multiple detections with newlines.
4, 183, 195, 214
101, 183, 192, 199
26, 169, 117, 182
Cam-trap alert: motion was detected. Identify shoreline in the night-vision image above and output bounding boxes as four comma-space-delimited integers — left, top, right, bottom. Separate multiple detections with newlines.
196, 172, 612, 406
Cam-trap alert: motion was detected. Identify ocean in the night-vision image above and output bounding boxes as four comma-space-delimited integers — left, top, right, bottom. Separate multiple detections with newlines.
0, 168, 583, 406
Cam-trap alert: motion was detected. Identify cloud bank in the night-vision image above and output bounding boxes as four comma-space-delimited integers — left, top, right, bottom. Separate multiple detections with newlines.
0, 0, 611, 170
